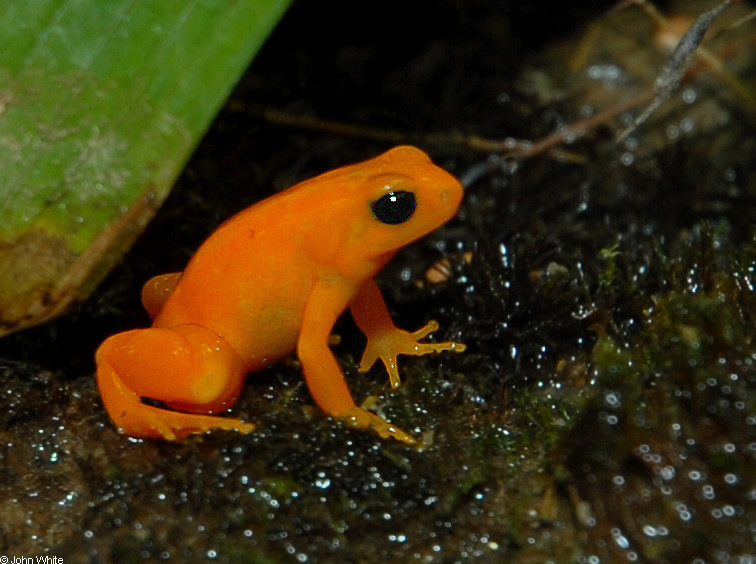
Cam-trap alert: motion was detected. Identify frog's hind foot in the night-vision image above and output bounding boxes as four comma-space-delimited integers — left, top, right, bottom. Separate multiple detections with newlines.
96, 352, 255, 441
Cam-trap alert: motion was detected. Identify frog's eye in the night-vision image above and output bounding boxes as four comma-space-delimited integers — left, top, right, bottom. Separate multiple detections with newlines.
370, 191, 416, 225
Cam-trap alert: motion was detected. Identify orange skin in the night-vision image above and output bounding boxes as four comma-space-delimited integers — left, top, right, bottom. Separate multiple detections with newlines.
95, 146, 465, 445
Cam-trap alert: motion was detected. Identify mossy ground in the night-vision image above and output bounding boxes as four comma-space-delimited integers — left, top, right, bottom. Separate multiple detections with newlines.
1, 0, 753, 562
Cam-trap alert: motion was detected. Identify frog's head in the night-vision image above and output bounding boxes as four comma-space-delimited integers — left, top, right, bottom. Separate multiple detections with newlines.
296, 146, 464, 281
350, 145, 463, 264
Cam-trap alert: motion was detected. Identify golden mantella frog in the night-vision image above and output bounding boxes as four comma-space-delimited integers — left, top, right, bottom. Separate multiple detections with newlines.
95, 146, 465, 445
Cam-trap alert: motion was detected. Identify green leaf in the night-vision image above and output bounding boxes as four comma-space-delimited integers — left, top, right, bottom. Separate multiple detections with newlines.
0, 0, 290, 336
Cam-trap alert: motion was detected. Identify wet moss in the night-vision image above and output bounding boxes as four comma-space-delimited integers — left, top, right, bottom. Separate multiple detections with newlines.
564, 228, 756, 562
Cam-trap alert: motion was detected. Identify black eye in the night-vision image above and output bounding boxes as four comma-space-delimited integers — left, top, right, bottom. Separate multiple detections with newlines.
370, 191, 416, 225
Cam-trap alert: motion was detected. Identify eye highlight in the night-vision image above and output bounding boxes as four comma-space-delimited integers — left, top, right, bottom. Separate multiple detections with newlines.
370, 191, 416, 225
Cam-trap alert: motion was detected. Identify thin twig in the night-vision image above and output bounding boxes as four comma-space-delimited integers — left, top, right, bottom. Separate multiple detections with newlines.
617, 0, 739, 142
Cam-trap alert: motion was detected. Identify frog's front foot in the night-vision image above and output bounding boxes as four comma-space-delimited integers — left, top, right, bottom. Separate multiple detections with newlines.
358, 320, 466, 388
340, 406, 417, 446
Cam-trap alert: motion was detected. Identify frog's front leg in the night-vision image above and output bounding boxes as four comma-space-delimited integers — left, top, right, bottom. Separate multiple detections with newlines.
298, 277, 417, 445
350, 278, 465, 389
95, 324, 255, 440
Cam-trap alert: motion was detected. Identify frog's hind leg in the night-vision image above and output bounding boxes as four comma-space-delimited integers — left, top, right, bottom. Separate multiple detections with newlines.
96, 361, 252, 440
95, 325, 255, 440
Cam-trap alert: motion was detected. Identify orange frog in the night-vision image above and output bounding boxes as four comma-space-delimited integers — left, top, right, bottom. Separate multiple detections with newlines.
95, 146, 465, 445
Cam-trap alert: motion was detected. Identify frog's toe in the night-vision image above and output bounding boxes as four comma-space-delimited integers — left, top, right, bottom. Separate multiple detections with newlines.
342, 407, 417, 446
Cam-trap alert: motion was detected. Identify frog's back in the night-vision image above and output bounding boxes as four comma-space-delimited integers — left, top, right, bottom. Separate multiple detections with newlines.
149, 145, 463, 365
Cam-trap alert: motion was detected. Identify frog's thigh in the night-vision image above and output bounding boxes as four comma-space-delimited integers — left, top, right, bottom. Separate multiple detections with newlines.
97, 324, 246, 411
95, 325, 250, 439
